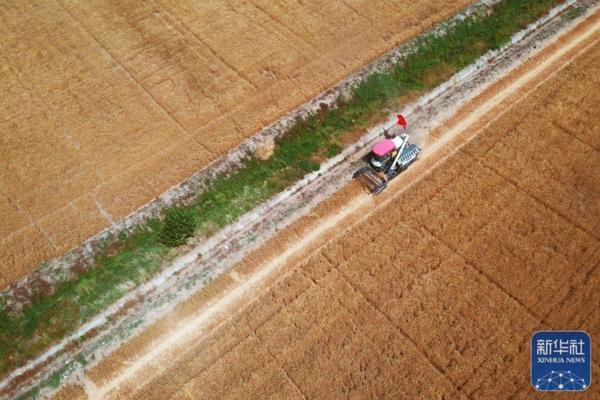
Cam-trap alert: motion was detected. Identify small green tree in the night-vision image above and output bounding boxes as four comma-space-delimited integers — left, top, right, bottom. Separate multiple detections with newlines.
159, 207, 196, 247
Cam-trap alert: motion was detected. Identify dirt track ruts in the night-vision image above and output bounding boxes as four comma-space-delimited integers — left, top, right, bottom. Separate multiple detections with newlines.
51, 8, 600, 400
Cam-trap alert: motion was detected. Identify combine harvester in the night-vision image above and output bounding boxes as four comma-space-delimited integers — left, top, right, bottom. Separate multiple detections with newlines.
353, 115, 420, 194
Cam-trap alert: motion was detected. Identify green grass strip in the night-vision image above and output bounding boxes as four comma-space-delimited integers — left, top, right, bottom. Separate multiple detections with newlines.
0, 0, 562, 376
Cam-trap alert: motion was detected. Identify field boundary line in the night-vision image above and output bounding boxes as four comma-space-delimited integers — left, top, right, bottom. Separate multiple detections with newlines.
0, 186, 59, 252
337, 0, 376, 24
331, 264, 462, 391
550, 118, 598, 151
487, 162, 600, 240
248, 0, 320, 49
422, 224, 541, 321
53, 0, 209, 151
161, 9, 259, 91
249, 330, 309, 400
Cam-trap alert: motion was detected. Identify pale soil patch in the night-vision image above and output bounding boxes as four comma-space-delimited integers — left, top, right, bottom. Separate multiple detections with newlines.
254, 136, 275, 161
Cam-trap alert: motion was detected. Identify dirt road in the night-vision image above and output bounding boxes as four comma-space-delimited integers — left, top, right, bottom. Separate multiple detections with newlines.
51, 8, 600, 400
0, 0, 473, 288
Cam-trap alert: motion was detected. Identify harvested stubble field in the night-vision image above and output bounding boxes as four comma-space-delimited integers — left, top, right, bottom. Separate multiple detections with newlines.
53, 17, 600, 400
0, 0, 472, 288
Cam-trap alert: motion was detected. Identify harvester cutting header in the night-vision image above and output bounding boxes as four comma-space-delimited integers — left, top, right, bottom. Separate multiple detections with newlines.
353, 115, 420, 194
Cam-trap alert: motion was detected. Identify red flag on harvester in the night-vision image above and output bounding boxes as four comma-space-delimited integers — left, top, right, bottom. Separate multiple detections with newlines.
396, 114, 407, 130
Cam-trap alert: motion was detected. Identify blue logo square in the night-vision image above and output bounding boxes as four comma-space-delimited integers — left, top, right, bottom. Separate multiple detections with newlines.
531, 331, 591, 391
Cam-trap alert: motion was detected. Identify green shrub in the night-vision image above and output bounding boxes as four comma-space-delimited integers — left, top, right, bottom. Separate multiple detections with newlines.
159, 208, 196, 247
298, 159, 321, 173
326, 143, 343, 158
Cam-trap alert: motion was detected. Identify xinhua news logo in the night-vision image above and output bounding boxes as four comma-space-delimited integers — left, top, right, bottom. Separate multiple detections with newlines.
531, 331, 591, 391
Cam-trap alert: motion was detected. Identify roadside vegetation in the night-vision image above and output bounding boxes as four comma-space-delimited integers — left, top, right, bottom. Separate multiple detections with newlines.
0, 0, 563, 378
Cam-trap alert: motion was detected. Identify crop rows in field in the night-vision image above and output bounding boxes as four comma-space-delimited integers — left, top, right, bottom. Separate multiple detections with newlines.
92, 40, 600, 400
0, 0, 470, 287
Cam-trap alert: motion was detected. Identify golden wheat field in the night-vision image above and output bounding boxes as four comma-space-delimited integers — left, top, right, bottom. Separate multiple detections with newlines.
0, 0, 474, 288
50, 21, 600, 400
134, 43, 600, 400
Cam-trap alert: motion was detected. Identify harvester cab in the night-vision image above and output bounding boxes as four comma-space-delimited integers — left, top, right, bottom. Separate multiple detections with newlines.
353, 116, 420, 194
